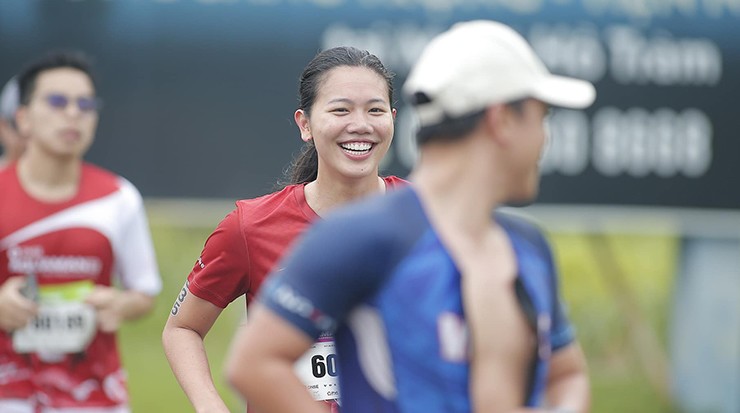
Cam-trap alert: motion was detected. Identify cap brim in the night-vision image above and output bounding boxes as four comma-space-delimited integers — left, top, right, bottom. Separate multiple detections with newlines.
532, 75, 596, 109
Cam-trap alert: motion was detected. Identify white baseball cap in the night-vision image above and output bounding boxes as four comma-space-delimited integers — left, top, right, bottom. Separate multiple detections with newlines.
403, 20, 596, 127
0, 76, 20, 124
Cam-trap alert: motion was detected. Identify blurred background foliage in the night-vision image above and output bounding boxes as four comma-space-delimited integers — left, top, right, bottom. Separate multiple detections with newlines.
552, 232, 678, 413
120, 221, 243, 412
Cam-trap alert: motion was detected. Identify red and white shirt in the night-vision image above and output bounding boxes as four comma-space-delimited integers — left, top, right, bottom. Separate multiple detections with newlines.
0, 162, 161, 410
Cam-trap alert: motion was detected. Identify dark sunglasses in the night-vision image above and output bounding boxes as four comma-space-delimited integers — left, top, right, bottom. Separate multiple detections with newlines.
44, 93, 101, 113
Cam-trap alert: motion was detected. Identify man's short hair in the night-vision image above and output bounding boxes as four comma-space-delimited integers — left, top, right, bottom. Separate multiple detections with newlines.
17, 50, 97, 106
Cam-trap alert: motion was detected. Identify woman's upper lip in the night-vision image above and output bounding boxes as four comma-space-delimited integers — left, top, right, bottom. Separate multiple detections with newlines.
338, 139, 377, 144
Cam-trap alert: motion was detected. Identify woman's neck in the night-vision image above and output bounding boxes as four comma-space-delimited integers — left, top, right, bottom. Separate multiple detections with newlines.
304, 173, 386, 217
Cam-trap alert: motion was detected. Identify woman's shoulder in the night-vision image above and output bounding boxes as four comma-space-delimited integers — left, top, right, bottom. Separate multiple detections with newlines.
235, 185, 296, 207
233, 184, 306, 221
382, 175, 409, 189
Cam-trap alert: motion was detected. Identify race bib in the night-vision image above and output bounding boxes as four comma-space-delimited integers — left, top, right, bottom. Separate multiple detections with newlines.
294, 334, 340, 401
13, 281, 97, 354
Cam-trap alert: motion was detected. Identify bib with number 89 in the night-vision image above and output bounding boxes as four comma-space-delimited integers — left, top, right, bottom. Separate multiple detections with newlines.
12, 280, 97, 354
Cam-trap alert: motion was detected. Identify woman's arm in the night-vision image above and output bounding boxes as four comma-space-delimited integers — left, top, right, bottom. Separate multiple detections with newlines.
163, 288, 229, 413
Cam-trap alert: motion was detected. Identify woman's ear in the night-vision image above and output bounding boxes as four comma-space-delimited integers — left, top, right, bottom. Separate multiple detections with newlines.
294, 109, 312, 143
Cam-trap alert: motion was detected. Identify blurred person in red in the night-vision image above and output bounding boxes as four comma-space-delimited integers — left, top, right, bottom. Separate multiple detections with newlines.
0, 50, 162, 413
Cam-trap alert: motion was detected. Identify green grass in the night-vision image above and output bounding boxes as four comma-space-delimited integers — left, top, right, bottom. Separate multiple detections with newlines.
118, 218, 681, 412
119, 223, 244, 412
550, 232, 680, 413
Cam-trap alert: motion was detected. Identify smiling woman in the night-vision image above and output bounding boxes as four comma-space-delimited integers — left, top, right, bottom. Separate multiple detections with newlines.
161, 46, 406, 413
294, 63, 397, 214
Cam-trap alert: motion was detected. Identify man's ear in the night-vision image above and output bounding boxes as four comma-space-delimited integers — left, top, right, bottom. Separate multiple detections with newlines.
482, 104, 512, 146
294, 109, 312, 143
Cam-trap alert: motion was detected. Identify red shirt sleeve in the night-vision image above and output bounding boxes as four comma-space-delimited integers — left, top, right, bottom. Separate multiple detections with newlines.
186, 208, 250, 308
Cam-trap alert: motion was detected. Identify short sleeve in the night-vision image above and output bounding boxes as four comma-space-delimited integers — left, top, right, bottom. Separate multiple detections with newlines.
258, 211, 399, 339
545, 239, 575, 352
113, 178, 162, 296
187, 208, 251, 308
551, 299, 574, 351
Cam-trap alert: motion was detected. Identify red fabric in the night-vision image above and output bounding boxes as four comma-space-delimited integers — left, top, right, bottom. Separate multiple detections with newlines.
0, 163, 132, 408
186, 176, 406, 412
187, 176, 407, 310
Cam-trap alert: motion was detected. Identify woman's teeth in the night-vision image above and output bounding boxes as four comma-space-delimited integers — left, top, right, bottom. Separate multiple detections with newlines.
340, 142, 372, 153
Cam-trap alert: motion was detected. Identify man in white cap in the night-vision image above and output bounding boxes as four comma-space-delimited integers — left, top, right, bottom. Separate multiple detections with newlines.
226, 20, 595, 413
0, 76, 26, 168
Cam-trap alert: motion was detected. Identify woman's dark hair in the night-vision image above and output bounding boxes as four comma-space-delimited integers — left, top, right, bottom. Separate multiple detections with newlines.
18, 50, 97, 106
280, 46, 395, 187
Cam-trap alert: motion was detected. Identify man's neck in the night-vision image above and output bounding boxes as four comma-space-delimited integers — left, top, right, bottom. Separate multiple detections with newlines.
17, 148, 82, 202
410, 141, 506, 240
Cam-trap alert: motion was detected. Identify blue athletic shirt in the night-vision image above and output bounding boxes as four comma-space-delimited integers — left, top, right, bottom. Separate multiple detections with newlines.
259, 186, 575, 413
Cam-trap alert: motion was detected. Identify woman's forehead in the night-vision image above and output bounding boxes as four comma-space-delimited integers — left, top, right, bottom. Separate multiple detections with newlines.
316, 66, 389, 102
319, 66, 386, 89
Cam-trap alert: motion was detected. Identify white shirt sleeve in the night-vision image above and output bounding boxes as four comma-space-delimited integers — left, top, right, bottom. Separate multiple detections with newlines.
111, 178, 162, 296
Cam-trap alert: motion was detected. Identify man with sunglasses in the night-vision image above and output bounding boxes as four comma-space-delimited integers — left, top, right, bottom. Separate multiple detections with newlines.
0, 50, 162, 413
